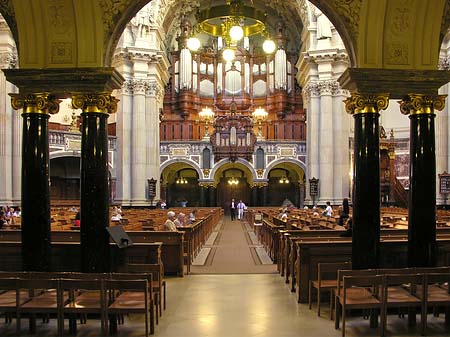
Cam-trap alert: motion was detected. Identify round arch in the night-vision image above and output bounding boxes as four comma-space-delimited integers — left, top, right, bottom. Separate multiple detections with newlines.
264, 158, 306, 180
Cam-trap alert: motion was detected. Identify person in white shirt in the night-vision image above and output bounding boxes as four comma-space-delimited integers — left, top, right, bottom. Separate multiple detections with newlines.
323, 201, 333, 217
236, 200, 246, 220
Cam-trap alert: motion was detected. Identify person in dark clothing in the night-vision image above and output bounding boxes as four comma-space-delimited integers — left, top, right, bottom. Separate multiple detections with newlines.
230, 198, 236, 221
340, 217, 352, 237
337, 198, 350, 226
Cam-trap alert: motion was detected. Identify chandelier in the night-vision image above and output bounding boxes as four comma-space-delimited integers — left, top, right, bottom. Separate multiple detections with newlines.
279, 176, 289, 184
176, 176, 188, 184
252, 107, 268, 138
187, 0, 276, 61
199, 107, 215, 137
228, 176, 239, 185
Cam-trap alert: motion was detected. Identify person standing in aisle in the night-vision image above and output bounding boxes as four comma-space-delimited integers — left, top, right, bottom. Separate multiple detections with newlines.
237, 200, 246, 220
230, 198, 236, 221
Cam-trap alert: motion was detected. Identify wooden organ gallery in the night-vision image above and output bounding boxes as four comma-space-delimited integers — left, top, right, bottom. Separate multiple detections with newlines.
160, 18, 306, 209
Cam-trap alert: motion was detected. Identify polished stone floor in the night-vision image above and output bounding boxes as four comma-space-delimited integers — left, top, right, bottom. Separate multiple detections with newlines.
1, 217, 449, 336
1, 274, 449, 337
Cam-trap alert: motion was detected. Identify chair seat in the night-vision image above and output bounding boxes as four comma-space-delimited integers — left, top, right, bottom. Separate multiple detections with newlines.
312, 280, 337, 289
340, 288, 379, 306
109, 299, 145, 310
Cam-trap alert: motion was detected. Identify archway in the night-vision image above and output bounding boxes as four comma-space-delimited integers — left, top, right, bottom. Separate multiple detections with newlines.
160, 162, 201, 207
266, 162, 305, 208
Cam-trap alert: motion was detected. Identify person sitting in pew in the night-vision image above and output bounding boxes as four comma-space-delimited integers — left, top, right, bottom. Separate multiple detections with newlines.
0, 211, 7, 229
337, 198, 350, 226
164, 211, 178, 231
174, 212, 186, 227
339, 217, 352, 237
188, 210, 196, 224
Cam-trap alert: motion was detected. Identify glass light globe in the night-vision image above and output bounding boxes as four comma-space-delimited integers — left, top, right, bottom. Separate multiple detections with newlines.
187, 37, 201, 51
262, 39, 276, 54
229, 25, 244, 41
222, 48, 235, 62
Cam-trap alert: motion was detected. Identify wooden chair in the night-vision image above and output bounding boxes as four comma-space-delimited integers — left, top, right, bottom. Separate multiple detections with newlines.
309, 261, 351, 319
380, 273, 425, 337
0, 278, 19, 326
106, 279, 151, 337
60, 278, 107, 336
125, 263, 166, 316
422, 272, 450, 334
335, 271, 381, 337
110, 272, 155, 334
17, 278, 63, 336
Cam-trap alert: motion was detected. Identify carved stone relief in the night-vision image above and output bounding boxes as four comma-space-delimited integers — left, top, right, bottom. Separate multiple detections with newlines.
384, 1, 412, 66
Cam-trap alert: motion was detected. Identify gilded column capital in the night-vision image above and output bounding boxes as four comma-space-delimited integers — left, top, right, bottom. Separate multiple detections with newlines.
399, 94, 447, 116
198, 182, 216, 188
71, 93, 119, 114
10, 92, 60, 115
252, 181, 268, 188
344, 92, 390, 115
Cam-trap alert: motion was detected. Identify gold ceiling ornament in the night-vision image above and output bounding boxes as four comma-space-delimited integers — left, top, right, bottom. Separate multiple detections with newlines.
202, 168, 211, 178
399, 94, 447, 116
256, 169, 264, 178
344, 92, 390, 115
10, 92, 61, 115
187, 0, 276, 61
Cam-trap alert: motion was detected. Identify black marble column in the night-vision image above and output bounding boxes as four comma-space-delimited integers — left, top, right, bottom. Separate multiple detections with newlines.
10, 94, 60, 271
199, 186, 206, 206
73, 93, 117, 273
400, 94, 446, 267
345, 93, 389, 270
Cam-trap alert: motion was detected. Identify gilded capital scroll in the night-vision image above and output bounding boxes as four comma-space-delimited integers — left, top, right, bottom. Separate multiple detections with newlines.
10, 92, 60, 115
344, 93, 390, 115
399, 94, 447, 116
71, 92, 118, 114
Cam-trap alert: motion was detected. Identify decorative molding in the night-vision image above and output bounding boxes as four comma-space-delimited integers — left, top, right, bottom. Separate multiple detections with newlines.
318, 80, 339, 95
330, 0, 362, 42
131, 79, 147, 94
439, 55, 450, 70
0, 51, 17, 69
202, 169, 210, 178
302, 82, 320, 102
256, 169, 264, 178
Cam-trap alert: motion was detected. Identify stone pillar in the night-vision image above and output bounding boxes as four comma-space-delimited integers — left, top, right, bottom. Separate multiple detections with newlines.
72, 93, 118, 273
130, 80, 148, 205
146, 82, 162, 202
115, 80, 133, 204
304, 83, 320, 204
10, 93, 60, 271
333, 83, 351, 202
436, 84, 449, 206
318, 81, 335, 203
400, 94, 446, 267
345, 93, 389, 270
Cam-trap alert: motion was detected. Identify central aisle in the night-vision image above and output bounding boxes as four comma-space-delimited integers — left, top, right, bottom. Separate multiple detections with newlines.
190, 216, 277, 274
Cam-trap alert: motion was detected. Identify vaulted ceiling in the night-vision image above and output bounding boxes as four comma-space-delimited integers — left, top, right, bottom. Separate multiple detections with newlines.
1, 0, 450, 70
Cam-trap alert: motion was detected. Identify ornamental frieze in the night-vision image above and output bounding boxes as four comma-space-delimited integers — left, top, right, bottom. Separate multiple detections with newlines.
329, 0, 362, 42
